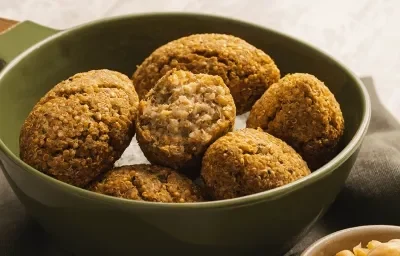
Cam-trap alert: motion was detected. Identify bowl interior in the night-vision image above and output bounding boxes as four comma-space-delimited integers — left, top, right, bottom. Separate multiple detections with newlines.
302, 225, 400, 256
0, 13, 366, 168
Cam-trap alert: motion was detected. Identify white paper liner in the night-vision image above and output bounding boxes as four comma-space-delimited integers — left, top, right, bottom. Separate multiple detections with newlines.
114, 112, 250, 167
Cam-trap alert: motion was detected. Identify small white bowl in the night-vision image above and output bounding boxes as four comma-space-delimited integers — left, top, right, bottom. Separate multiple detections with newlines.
301, 225, 400, 256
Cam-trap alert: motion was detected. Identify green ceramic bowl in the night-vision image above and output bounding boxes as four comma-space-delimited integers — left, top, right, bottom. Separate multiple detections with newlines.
0, 13, 370, 255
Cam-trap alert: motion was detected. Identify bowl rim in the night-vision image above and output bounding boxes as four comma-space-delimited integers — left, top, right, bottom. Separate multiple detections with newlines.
0, 12, 371, 209
301, 225, 400, 255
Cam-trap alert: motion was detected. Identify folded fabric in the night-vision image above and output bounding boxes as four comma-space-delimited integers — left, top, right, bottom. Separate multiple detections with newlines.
0, 77, 398, 256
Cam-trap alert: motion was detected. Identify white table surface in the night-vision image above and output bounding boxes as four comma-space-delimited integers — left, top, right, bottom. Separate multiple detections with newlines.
1, 0, 399, 121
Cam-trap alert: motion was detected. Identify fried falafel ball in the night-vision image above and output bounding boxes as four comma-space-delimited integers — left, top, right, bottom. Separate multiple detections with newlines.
246, 73, 345, 170
132, 33, 280, 114
19, 69, 139, 188
201, 128, 311, 200
89, 164, 204, 203
136, 69, 236, 177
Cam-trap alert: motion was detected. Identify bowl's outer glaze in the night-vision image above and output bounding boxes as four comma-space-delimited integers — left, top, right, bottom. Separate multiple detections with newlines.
301, 225, 400, 256
0, 13, 370, 255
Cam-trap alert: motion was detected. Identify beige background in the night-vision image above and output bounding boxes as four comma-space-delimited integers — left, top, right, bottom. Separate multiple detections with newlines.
1, 0, 399, 120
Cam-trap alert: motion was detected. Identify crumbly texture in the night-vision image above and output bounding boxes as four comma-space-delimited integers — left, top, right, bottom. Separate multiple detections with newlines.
201, 128, 311, 200
19, 69, 139, 188
246, 73, 345, 170
89, 164, 204, 203
132, 33, 280, 114
136, 70, 236, 176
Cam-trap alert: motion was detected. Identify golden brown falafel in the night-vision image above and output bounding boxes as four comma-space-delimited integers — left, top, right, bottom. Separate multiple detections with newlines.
136, 69, 236, 177
19, 69, 139, 187
201, 128, 311, 200
132, 33, 280, 114
89, 164, 204, 203
246, 73, 345, 170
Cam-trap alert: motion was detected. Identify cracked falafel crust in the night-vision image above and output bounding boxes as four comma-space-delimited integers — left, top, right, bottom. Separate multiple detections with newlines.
89, 164, 204, 203
136, 69, 236, 176
19, 69, 139, 188
201, 128, 310, 200
132, 33, 280, 114
246, 73, 345, 170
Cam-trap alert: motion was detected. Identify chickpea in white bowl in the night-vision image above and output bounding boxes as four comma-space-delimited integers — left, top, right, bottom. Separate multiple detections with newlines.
301, 225, 400, 256
336, 239, 400, 256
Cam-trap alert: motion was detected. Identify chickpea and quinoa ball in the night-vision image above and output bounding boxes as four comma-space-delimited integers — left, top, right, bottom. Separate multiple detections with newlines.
89, 164, 204, 203
247, 73, 345, 170
132, 33, 280, 114
19, 69, 139, 188
136, 69, 236, 177
201, 128, 311, 200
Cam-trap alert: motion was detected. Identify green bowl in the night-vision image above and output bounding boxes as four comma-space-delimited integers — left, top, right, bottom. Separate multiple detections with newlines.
0, 13, 370, 255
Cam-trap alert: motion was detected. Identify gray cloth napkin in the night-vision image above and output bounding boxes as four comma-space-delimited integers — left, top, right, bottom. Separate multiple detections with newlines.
0, 77, 399, 256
